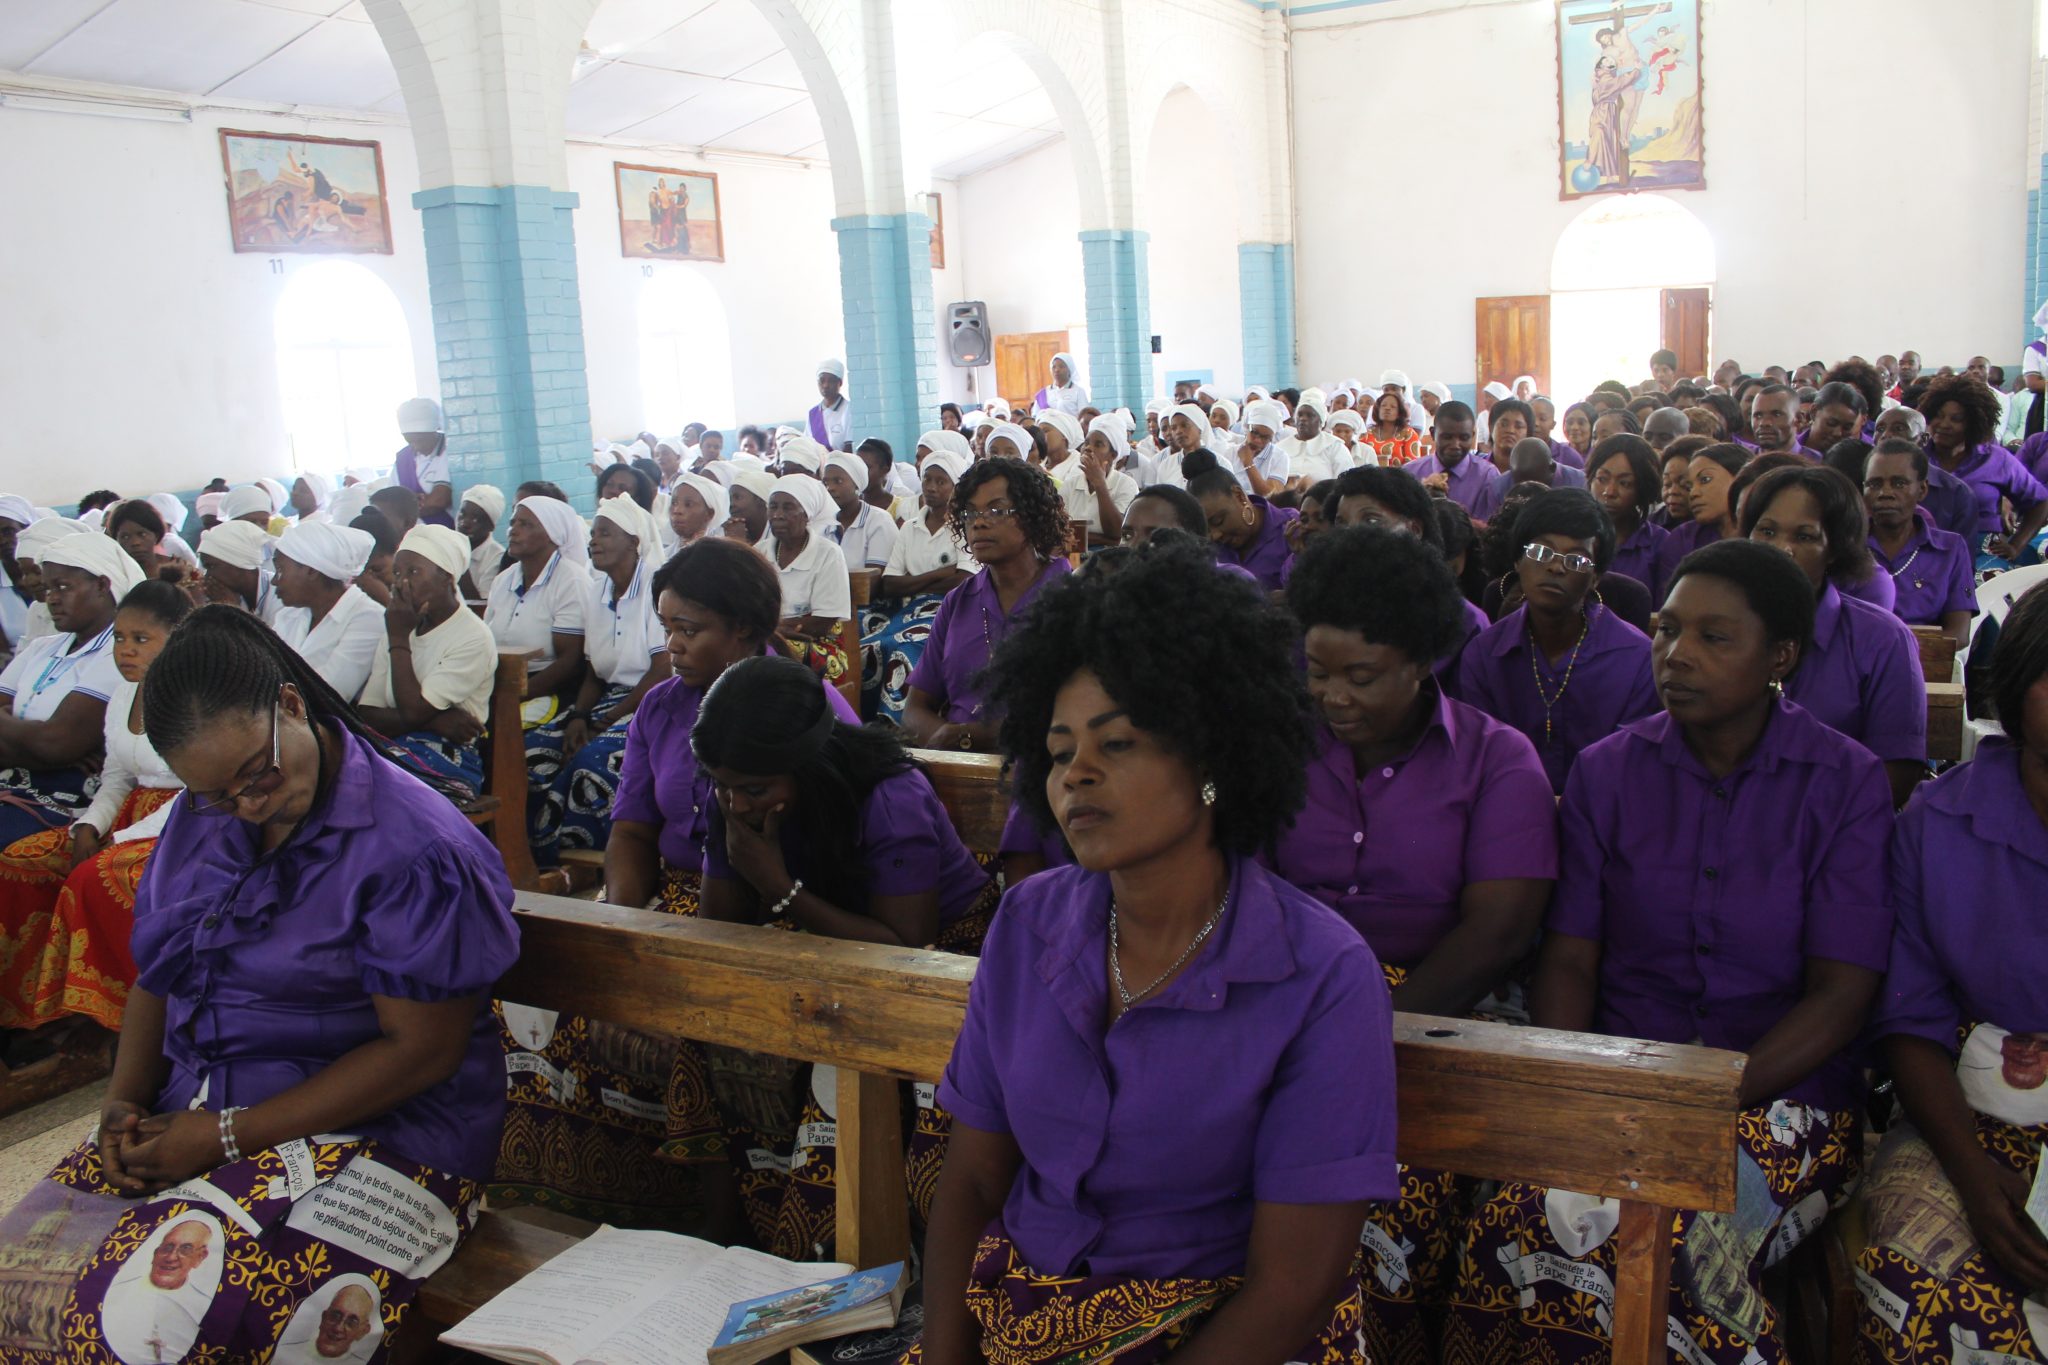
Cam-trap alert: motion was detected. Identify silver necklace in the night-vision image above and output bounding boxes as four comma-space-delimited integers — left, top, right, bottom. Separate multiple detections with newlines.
1109, 889, 1230, 1010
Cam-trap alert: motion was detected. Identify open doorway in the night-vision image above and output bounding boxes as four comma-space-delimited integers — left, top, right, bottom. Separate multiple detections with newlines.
1549, 194, 1714, 402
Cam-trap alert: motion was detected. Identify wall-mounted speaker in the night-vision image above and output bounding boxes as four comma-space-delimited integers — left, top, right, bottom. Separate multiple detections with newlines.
948, 301, 991, 367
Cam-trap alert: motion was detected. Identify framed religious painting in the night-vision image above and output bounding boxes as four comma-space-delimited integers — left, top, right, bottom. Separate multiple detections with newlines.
1555, 0, 1705, 200
219, 129, 393, 254
615, 162, 726, 262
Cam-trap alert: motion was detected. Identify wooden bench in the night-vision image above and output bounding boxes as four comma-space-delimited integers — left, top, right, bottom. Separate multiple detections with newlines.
420, 900, 1744, 1364
1908, 624, 1960, 684
1927, 680, 1964, 762
465, 647, 539, 891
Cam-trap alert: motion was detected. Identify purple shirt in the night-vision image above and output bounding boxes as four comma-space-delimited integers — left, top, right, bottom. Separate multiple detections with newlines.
613, 659, 857, 868
1454, 603, 1660, 794
1550, 440, 1585, 470
1872, 742, 2048, 1048
1869, 509, 1975, 627
131, 729, 520, 1179
1922, 464, 1979, 541
1264, 693, 1558, 965
1469, 464, 1586, 523
1786, 584, 1927, 763
1403, 452, 1495, 516
1932, 441, 2048, 535
908, 559, 1072, 724
1216, 497, 1298, 591
938, 857, 1398, 1279
703, 765, 990, 927
1839, 566, 1896, 614
999, 799, 1071, 871
1609, 521, 1670, 607
1551, 699, 1895, 1110
1654, 517, 1722, 588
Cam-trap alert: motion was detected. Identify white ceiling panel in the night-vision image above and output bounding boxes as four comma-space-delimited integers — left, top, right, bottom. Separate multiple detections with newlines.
25, 0, 320, 93
933, 125, 1062, 180
240, 0, 352, 15
624, 0, 781, 78
926, 59, 1040, 119
616, 79, 804, 145
566, 60, 720, 136
722, 46, 805, 92
702, 97, 824, 157
0, 0, 118, 70
975, 87, 1059, 131
583, 0, 713, 57
210, 16, 397, 104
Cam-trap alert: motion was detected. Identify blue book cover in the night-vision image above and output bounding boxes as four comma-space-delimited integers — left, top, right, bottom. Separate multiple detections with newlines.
707, 1262, 907, 1365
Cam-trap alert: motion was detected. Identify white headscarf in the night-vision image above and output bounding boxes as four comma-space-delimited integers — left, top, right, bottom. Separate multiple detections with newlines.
777, 434, 826, 473
594, 494, 664, 566
397, 525, 471, 582
769, 472, 834, 530
1245, 386, 1271, 402
200, 520, 273, 571
18, 518, 89, 559
817, 357, 847, 382
1327, 408, 1366, 434
1171, 403, 1209, 440
1511, 374, 1537, 397
919, 449, 971, 484
329, 485, 373, 528
1210, 399, 1240, 430
397, 397, 444, 433
1378, 369, 1412, 393
986, 422, 1035, 461
916, 430, 973, 461
1038, 410, 1084, 454
1086, 413, 1128, 461
255, 478, 290, 514
673, 473, 729, 533
147, 493, 188, 534
959, 410, 989, 432
275, 522, 374, 583
1049, 351, 1079, 386
0, 495, 34, 528
515, 496, 586, 563
222, 486, 273, 521
728, 465, 777, 506
43, 533, 144, 600
1482, 381, 1512, 401
292, 474, 332, 513
823, 452, 870, 495
1419, 380, 1452, 404
460, 484, 507, 527
1243, 400, 1287, 435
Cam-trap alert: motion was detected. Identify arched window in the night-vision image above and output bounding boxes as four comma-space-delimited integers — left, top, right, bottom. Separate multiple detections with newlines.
274, 261, 418, 476
638, 271, 736, 432
1549, 195, 1715, 404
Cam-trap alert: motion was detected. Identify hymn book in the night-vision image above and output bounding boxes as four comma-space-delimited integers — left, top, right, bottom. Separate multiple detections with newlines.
439, 1225, 860, 1365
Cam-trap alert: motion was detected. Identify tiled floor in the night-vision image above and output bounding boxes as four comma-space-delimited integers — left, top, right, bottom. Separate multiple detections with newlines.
0, 1082, 99, 1213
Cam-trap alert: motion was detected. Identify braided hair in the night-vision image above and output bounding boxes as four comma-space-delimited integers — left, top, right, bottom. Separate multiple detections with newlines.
143, 604, 475, 804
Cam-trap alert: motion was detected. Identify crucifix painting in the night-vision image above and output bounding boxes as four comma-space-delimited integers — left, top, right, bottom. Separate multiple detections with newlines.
1556, 0, 1704, 200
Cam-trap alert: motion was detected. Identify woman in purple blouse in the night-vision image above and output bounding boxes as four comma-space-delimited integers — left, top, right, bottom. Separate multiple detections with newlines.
1186, 467, 1300, 591
917, 539, 1397, 1365
903, 457, 1071, 754
1920, 373, 2048, 560
1448, 540, 1894, 1365
1654, 439, 1746, 585
1741, 463, 1929, 807
0, 605, 519, 1364
1588, 434, 1670, 602
1861, 439, 1977, 646
693, 655, 994, 1260
1854, 584, 2048, 1361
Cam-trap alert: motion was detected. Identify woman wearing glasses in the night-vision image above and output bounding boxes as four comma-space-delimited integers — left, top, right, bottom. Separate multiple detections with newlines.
903, 457, 1070, 754
0, 603, 518, 1365
1452, 489, 1659, 794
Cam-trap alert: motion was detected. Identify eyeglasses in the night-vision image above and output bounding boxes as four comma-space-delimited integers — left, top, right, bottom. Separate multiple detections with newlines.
958, 505, 1021, 524
1523, 542, 1596, 575
188, 702, 285, 816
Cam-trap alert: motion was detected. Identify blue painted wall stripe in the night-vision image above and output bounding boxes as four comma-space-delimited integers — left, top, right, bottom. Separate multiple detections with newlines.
832, 212, 937, 461
1239, 242, 1298, 390
1080, 230, 1154, 413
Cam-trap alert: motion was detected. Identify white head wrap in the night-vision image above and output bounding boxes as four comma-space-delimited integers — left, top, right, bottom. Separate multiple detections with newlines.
43, 532, 144, 600
460, 484, 506, 526
1038, 410, 1084, 454
917, 430, 973, 462
593, 494, 664, 566
397, 397, 444, 433
1243, 400, 1287, 435
147, 493, 188, 534
1195, 383, 1222, 404
291, 474, 331, 512
1511, 374, 1537, 395
221, 486, 272, 521
1300, 387, 1327, 410
1378, 369, 1412, 392
329, 485, 372, 528
397, 524, 470, 582
673, 473, 730, 532
1210, 399, 1240, 430
1086, 413, 1128, 461
986, 422, 1035, 461
1170, 404, 1209, 440
888, 463, 919, 500
818, 358, 847, 381
728, 465, 777, 505
1419, 380, 1452, 403
1145, 399, 1171, 417
1245, 385, 1271, 402
1482, 381, 1512, 401
18, 518, 90, 559
729, 452, 769, 473
1049, 351, 1079, 384
275, 522, 374, 582
200, 520, 272, 572
1114, 407, 1137, 435
959, 410, 989, 432
769, 473, 834, 529
777, 434, 826, 473
823, 452, 871, 494
514, 496, 586, 561
919, 449, 971, 484
254, 478, 289, 514
0, 495, 34, 528
1327, 408, 1366, 434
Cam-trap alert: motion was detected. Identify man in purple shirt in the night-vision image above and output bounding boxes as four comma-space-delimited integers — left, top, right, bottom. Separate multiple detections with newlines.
1750, 383, 1823, 461
1469, 438, 1587, 524
1187, 468, 1299, 590
1403, 400, 1492, 516
1860, 440, 1976, 643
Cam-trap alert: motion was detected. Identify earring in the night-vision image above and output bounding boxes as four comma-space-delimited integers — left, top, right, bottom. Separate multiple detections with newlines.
1200, 780, 1218, 807
1768, 676, 1784, 696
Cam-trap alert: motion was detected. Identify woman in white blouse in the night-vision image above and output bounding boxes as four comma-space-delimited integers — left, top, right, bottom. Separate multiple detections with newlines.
762, 473, 854, 692
822, 451, 899, 573
271, 521, 385, 703
0, 581, 190, 1052
533, 496, 673, 860
485, 495, 591, 784
861, 446, 978, 724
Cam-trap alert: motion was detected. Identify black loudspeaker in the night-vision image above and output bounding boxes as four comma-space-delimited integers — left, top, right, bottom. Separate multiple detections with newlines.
947, 301, 991, 367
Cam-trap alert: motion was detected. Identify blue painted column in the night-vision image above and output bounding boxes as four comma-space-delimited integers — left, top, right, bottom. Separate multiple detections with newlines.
414, 185, 592, 504
1080, 229, 1153, 414
1239, 242, 1298, 390
832, 212, 938, 462
2027, 172, 2046, 351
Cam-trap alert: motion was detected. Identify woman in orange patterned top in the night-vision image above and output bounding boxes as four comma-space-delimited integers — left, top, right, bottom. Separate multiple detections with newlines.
1362, 389, 1427, 467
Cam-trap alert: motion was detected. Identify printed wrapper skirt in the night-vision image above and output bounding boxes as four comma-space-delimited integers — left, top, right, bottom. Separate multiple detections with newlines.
0, 787, 177, 1032
1852, 1022, 2048, 1365
1444, 1099, 1859, 1365
894, 1228, 1371, 1364
526, 684, 632, 857
386, 733, 481, 797
859, 592, 945, 726
708, 883, 999, 1261
491, 864, 724, 1230
0, 1131, 479, 1365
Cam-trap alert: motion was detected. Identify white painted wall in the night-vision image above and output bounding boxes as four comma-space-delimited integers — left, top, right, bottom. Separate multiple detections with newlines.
956, 135, 1088, 405
1143, 86, 1244, 394
1290, 0, 2033, 395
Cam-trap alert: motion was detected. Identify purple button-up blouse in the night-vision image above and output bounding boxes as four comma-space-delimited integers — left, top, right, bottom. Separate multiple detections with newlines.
1654, 518, 1722, 589
999, 799, 1071, 872
1868, 509, 1976, 628
131, 729, 520, 1180
1453, 603, 1660, 794
939, 857, 1398, 1279
1609, 522, 1671, 607
908, 558, 1072, 724
1264, 693, 1558, 965
703, 765, 990, 927
1469, 465, 1587, 524
1785, 584, 1927, 763
613, 660, 858, 869
1402, 453, 1494, 517
1550, 699, 1894, 1110
1933, 442, 2048, 535
1922, 464, 1980, 541
1216, 497, 1299, 591
1872, 742, 2048, 1049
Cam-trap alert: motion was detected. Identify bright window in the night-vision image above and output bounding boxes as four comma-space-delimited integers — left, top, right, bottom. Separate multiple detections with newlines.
274, 261, 417, 477
638, 271, 737, 432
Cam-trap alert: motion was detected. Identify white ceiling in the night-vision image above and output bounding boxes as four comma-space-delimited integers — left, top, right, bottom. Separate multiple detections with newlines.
0, 0, 1066, 176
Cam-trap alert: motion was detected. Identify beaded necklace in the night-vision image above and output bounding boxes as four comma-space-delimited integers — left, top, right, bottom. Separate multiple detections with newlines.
1528, 606, 1592, 745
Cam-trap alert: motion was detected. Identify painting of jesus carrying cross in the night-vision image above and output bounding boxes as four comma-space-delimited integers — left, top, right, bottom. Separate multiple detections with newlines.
1556, 0, 1705, 199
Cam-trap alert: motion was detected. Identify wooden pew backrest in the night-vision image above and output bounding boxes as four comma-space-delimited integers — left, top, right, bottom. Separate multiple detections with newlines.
910, 749, 1007, 857
484, 647, 540, 890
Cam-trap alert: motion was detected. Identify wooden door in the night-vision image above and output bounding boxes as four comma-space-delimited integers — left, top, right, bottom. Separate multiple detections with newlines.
1475, 296, 1550, 397
1661, 288, 1711, 379
994, 330, 1069, 411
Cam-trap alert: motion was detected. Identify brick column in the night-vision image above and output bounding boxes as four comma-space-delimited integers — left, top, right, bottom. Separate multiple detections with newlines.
415, 184, 592, 504
832, 210, 938, 462
1080, 229, 1153, 414
1239, 242, 1297, 391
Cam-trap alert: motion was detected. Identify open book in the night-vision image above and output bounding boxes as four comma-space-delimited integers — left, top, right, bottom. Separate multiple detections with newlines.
439, 1225, 854, 1365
